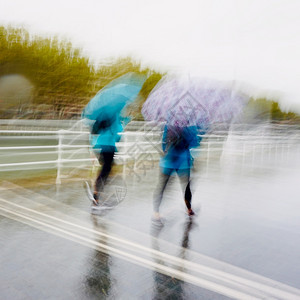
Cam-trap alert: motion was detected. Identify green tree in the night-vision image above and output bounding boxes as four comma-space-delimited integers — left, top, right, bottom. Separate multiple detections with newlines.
245, 98, 300, 123
0, 26, 95, 114
0, 26, 164, 119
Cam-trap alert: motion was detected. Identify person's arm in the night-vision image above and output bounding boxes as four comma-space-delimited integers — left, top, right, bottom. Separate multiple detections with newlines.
113, 117, 123, 143
162, 126, 168, 153
186, 126, 202, 149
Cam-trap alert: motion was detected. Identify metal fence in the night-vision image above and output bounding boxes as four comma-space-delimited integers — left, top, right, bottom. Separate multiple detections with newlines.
0, 120, 299, 184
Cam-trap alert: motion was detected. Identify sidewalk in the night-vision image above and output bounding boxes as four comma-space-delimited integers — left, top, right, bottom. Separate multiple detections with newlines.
1, 163, 300, 299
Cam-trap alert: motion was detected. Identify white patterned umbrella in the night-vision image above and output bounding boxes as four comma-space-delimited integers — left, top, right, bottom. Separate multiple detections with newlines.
142, 75, 249, 128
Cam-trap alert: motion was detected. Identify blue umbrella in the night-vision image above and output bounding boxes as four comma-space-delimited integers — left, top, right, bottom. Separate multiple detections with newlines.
82, 72, 146, 121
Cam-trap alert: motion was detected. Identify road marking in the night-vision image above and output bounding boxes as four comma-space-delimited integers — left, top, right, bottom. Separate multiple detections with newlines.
1, 199, 300, 300
0, 204, 256, 300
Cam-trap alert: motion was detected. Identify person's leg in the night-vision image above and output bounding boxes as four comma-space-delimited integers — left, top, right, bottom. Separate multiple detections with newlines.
94, 149, 115, 202
153, 168, 172, 217
184, 182, 193, 213
177, 169, 194, 215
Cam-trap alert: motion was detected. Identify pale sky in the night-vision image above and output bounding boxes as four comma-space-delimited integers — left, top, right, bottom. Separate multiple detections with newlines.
1, 0, 300, 112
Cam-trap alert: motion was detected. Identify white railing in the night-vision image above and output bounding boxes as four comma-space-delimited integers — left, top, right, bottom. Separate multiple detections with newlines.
0, 125, 162, 183
0, 121, 300, 184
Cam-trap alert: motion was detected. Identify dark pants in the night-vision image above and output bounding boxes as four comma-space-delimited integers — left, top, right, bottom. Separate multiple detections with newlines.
153, 168, 192, 213
94, 147, 115, 200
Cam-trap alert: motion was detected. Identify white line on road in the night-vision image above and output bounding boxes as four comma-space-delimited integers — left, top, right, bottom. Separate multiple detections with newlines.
0, 204, 256, 300
1, 198, 300, 300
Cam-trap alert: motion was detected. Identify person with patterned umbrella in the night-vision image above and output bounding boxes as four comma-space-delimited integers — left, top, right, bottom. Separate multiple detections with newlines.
142, 74, 248, 222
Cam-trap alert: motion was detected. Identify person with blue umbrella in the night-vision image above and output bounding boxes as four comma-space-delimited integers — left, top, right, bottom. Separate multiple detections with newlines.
82, 72, 146, 209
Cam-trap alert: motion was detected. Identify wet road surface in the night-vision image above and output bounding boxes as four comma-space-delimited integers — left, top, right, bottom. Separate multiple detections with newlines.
1, 161, 300, 299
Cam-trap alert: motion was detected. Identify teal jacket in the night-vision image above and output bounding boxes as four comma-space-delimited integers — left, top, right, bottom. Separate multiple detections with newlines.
90, 115, 124, 153
159, 125, 201, 172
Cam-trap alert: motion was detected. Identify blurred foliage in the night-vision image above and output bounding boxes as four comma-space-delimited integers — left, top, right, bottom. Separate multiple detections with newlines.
0, 26, 163, 119
0, 26, 95, 105
270, 101, 300, 122
247, 98, 300, 124
0, 25, 299, 123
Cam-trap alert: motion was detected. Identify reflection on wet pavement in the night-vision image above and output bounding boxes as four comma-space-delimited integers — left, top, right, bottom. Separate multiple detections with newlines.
1, 158, 300, 299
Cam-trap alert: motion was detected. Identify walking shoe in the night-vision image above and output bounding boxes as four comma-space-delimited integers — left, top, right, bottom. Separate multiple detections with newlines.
90, 204, 113, 214
84, 181, 99, 206
187, 209, 195, 216
151, 213, 165, 227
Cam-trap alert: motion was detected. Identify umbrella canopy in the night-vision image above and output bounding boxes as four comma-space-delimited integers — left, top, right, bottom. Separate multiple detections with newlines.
83, 72, 146, 122
142, 75, 249, 128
